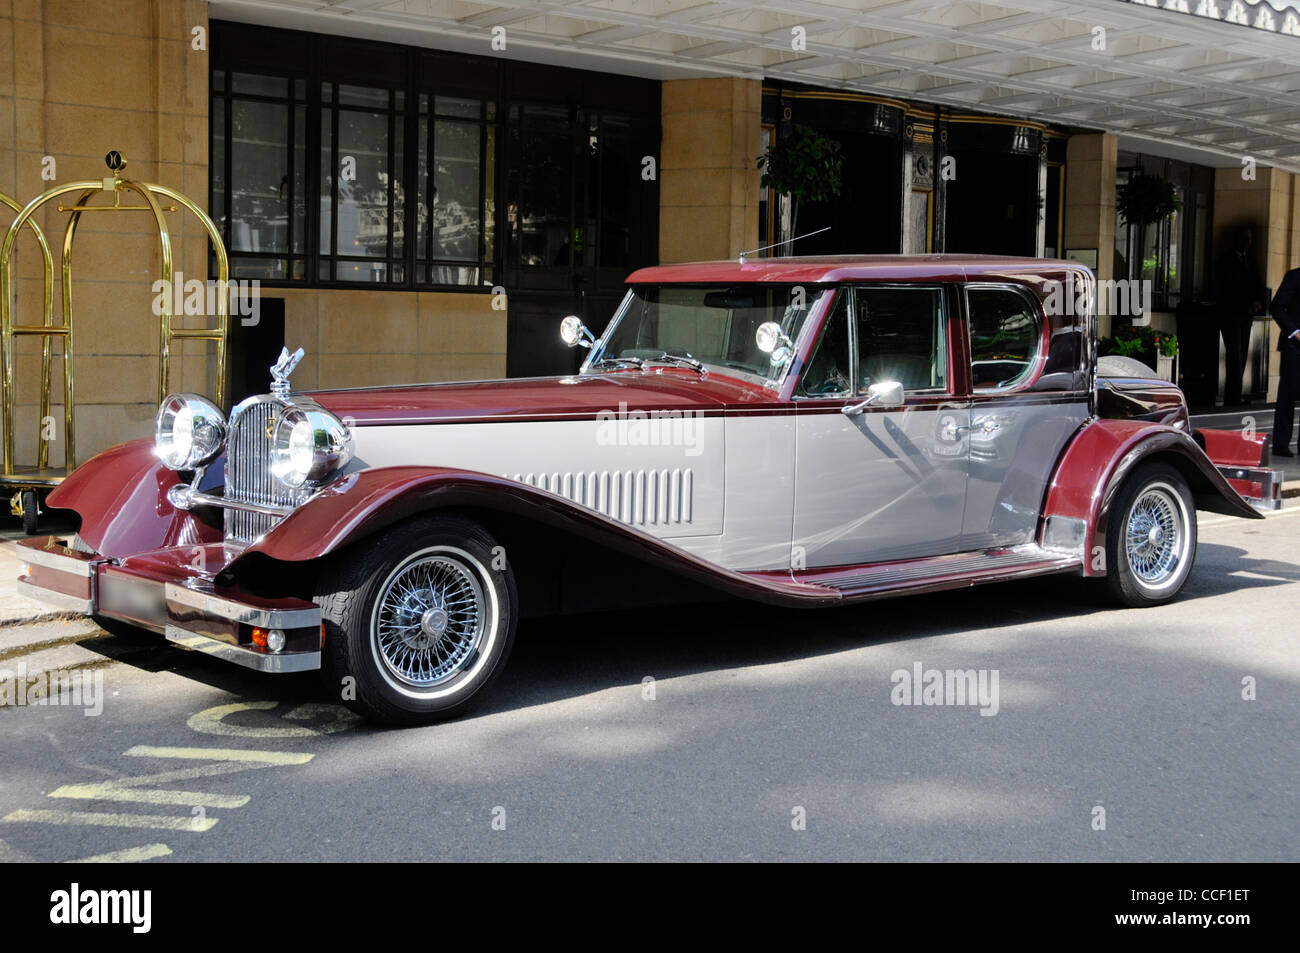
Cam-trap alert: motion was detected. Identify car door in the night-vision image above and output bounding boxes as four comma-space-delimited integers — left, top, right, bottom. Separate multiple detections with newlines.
961, 282, 1092, 550
792, 285, 969, 568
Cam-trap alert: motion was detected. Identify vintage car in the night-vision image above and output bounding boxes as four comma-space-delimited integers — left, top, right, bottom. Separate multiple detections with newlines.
17, 255, 1281, 724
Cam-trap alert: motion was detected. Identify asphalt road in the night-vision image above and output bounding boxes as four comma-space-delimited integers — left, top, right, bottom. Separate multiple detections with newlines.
1, 505, 1297, 863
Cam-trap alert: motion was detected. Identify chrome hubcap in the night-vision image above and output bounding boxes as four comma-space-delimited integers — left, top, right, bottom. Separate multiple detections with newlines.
375, 553, 485, 689
1125, 486, 1183, 586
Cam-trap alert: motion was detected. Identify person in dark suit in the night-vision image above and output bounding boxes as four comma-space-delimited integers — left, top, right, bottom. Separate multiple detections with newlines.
1215, 226, 1268, 407
1271, 266, 1300, 457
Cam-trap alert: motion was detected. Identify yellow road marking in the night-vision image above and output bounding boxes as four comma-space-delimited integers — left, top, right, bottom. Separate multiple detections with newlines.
124, 745, 314, 765
185, 700, 361, 737
64, 843, 174, 863
187, 701, 321, 738
2, 808, 217, 832
47, 759, 283, 808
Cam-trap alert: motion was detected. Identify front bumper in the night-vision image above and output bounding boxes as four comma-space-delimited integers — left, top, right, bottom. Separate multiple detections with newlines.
16, 537, 322, 673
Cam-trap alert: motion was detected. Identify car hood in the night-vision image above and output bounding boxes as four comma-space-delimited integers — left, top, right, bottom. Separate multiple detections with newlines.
306, 370, 776, 425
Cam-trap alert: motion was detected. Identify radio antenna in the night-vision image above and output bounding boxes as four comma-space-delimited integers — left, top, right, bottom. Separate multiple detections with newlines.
738, 226, 831, 264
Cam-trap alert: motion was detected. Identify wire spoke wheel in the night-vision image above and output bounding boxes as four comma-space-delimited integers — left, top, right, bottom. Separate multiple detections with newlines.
371, 547, 490, 693
1123, 483, 1187, 590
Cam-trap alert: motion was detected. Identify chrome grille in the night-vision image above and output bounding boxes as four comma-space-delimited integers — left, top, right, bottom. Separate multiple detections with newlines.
224, 397, 308, 544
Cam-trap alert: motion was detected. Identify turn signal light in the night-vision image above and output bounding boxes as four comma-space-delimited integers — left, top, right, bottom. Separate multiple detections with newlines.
251, 627, 287, 653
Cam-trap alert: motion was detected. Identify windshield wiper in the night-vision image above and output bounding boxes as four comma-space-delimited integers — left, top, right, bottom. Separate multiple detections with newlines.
647, 353, 707, 374
590, 356, 646, 371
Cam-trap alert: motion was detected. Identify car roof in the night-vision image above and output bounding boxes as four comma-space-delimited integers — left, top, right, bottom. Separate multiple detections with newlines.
626, 254, 1091, 285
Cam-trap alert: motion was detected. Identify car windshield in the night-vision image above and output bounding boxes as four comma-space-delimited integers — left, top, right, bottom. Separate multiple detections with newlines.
587, 284, 827, 384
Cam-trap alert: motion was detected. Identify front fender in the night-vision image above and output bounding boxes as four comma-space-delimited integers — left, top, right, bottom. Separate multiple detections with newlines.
233, 466, 826, 606
1042, 419, 1261, 577
45, 438, 220, 557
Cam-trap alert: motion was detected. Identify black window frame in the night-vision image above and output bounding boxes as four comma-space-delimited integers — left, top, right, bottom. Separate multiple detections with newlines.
209, 20, 660, 295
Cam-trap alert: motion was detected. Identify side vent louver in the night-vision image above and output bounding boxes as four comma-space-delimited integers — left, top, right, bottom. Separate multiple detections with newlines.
507, 469, 694, 526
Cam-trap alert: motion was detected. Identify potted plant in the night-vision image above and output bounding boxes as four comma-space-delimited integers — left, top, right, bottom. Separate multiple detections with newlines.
756, 124, 844, 253
1116, 173, 1181, 229
1099, 325, 1180, 382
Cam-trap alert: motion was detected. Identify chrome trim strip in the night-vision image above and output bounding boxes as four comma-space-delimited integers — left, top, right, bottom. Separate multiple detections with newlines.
164, 625, 321, 673
16, 579, 92, 614
173, 486, 297, 517
164, 582, 320, 629
19, 545, 98, 578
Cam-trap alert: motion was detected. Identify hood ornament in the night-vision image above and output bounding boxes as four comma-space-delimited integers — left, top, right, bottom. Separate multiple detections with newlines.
270, 346, 305, 399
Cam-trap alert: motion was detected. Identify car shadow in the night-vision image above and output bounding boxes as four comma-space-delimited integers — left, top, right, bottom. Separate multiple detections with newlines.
68, 538, 1298, 726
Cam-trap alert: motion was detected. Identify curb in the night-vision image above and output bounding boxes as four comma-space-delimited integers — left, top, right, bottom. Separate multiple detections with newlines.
0, 609, 83, 629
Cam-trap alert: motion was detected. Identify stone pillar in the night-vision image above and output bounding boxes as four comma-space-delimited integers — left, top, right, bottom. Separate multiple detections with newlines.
0, 0, 211, 465
659, 77, 761, 263
1062, 133, 1117, 337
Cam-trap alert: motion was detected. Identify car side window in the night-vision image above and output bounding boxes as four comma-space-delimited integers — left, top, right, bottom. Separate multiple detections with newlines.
967, 287, 1040, 391
853, 286, 947, 394
796, 291, 852, 397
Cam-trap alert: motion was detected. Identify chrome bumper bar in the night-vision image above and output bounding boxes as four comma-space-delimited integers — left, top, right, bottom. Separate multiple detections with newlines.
16, 537, 322, 674
1216, 465, 1283, 511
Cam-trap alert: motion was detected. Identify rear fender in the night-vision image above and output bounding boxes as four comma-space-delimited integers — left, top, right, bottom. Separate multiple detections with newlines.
1042, 419, 1261, 577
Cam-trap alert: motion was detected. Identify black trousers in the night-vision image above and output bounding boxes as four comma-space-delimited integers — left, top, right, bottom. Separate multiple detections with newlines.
1274, 344, 1300, 451
1220, 316, 1252, 406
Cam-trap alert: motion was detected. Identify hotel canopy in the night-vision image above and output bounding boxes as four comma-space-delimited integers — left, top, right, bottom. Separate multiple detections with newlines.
212, 0, 1300, 172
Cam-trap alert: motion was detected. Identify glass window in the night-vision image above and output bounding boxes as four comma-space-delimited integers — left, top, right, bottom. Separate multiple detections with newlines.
508, 105, 573, 270
210, 71, 307, 281
967, 287, 1040, 391
596, 284, 824, 387
211, 26, 662, 294
417, 94, 491, 286
854, 286, 946, 393
797, 291, 852, 397
320, 83, 405, 283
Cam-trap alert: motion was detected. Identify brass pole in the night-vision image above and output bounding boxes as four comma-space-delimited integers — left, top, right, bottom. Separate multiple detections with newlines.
0, 180, 106, 478
145, 183, 230, 409
0, 193, 56, 471
58, 190, 96, 476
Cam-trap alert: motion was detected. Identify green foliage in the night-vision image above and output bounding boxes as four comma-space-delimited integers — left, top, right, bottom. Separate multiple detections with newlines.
1099, 324, 1179, 360
756, 125, 845, 206
1117, 174, 1181, 228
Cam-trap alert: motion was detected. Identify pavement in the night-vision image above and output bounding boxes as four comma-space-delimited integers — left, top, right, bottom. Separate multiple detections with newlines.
0, 503, 1295, 862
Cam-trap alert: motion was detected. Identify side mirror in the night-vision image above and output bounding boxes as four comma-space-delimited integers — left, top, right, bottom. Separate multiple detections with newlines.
841, 380, 905, 415
560, 315, 595, 349
755, 321, 794, 364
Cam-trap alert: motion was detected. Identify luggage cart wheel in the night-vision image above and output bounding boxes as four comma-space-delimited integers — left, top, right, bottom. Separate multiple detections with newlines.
20, 490, 39, 535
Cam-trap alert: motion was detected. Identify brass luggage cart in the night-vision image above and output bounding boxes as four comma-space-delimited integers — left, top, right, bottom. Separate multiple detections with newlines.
0, 153, 230, 533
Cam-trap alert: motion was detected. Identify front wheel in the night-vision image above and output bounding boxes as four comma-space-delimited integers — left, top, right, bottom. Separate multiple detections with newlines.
315, 515, 517, 725
1103, 462, 1197, 607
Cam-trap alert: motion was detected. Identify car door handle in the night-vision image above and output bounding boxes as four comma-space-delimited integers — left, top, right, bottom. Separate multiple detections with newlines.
949, 418, 1001, 436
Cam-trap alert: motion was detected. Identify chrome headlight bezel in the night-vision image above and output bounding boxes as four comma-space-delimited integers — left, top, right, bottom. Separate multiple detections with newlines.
155, 393, 226, 470
268, 401, 354, 489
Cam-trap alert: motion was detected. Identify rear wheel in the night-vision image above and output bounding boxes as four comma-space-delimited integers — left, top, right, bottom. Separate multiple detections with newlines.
1104, 462, 1197, 607
315, 515, 516, 725
21, 490, 39, 535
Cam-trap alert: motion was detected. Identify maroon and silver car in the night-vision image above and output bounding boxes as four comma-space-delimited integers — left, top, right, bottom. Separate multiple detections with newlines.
17, 255, 1280, 723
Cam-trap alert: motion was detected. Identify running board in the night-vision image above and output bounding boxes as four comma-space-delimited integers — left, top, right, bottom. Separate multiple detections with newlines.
745, 545, 1083, 604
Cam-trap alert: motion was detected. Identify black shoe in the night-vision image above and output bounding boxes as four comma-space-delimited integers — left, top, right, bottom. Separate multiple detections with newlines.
1273, 447, 1295, 458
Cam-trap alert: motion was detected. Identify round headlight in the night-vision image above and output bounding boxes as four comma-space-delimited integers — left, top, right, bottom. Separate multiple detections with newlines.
155, 394, 226, 470
269, 403, 353, 489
